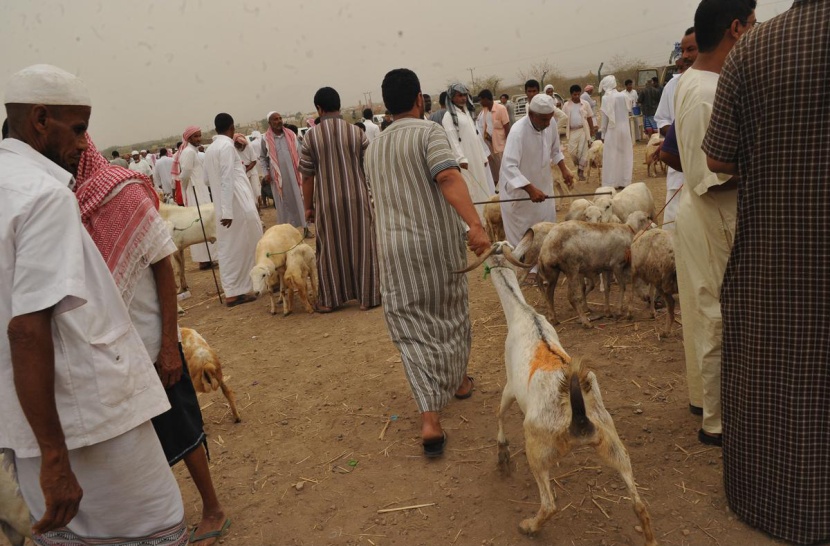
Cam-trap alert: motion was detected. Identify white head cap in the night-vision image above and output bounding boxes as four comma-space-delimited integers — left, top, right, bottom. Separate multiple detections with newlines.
4, 64, 91, 106
267, 111, 278, 119
140, 149, 147, 153
543, 84, 554, 93
529, 94, 556, 114
131, 150, 139, 156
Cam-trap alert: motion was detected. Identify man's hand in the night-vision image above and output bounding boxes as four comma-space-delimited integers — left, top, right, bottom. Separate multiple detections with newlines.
156, 343, 183, 388
460, 162, 469, 170
305, 208, 315, 223
523, 184, 547, 203
467, 224, 492, 255
561, 168, 575, 189
221, 218, 233, 228
33, 450, 83, 534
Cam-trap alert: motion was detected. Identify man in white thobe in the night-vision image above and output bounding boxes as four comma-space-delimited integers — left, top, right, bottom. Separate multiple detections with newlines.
204, 113, 263, 307
563, 84, 596, 181
129, 149, 153, 182
233, 133, 260, 210
362, 108, 381, 141
153, 147, 174, 198
655, 27, 698, 231
1, 63, 185, 545
174, 127, 217, 268
600, 75, 634, 189
441, 83, 495, 221
500, 94, 574, 246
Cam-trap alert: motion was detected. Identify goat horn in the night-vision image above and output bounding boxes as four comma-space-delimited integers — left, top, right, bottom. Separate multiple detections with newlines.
503, 245, 535, 269
452, 245, 496, 274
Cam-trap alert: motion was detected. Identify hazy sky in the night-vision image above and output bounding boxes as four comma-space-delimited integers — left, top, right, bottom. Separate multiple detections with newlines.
1, 0, 791, 148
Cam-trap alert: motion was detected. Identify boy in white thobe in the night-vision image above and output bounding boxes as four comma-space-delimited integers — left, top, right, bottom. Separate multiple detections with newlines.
204, 114, 263, 306
500, 94, 574, 245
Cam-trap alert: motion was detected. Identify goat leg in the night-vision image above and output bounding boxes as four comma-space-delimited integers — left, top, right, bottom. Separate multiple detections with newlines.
497, 387, 516, 475
519, 433, 558, 535
219, 379, 241, 423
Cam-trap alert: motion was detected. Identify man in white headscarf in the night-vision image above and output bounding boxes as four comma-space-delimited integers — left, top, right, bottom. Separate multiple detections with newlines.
599, 75, 634, 189
0, 64, 186, 545
499, 94, 574, 245
440, 83, 495, 221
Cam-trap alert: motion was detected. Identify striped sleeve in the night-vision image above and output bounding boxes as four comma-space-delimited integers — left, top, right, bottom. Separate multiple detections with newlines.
426, 124, 459, 181
298, 130, 316, 177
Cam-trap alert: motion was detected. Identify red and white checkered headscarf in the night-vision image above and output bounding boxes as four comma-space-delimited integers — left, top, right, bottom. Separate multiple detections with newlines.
75, 133, 165, 304
171, 125, 201, 177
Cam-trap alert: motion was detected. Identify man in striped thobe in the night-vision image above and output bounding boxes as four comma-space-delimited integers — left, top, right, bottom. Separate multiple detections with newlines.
366, 69, 490, 458
300, 87, 381, 312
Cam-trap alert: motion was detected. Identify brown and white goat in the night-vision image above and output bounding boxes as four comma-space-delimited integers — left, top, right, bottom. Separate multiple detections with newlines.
456, 243, 656, 544
181, 327, 241, 423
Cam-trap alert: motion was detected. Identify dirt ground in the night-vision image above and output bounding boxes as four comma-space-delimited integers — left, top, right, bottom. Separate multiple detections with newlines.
166, 141, 783, 546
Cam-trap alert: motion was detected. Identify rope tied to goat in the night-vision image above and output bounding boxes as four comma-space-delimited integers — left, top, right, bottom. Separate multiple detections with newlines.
172, 218, 201, 231
266, 238, 304, 258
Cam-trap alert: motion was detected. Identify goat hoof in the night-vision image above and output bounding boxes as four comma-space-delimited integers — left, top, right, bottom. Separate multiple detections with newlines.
519, 519, 538, 536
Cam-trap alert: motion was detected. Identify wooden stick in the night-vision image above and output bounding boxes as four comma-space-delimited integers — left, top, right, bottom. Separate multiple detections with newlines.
591, 498, 611, 520
378, 418, 391, 440
377, 502, 436, 514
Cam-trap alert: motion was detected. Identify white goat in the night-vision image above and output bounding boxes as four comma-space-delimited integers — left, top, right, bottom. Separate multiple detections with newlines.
644, 133, 666, 178
282, 243, 319, 315
181, 327, 241, 422
537, 211, 652, 326
630, 228, 678, 336
455, 244, 657, 544
158, 203, 216, 293
582, 205, 603, 224
593, 194, 615, 222
611, 182, 656, 223
0, 451, 30, 546
483, 195, 506, 241
564, 198, 593, 221
250, 224, 304, 316
585, 139, 604, 183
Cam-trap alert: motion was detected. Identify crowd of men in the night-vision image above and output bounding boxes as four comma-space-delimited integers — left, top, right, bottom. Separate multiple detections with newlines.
1, 0, 828, 543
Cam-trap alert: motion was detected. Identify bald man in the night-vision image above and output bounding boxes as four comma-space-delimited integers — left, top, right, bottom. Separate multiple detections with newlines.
0, 65, 186, 544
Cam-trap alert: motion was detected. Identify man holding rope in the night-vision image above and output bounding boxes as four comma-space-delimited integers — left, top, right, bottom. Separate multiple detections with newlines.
499, 93, 574, 246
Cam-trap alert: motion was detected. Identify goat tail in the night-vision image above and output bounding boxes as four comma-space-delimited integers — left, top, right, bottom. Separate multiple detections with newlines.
568, 359, 595, 438
513, 228, 535, 262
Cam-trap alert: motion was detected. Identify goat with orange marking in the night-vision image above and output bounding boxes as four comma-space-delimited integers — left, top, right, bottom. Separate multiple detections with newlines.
456, 242, 657, 544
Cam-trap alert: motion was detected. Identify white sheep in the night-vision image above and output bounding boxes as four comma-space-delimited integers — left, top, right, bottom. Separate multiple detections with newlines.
282, 243, 319, 315
593, 194, 615, 222
537, 211, 652, 326
582, 205, 603, 223
644, 133, 666, 178
564, 198, 593, 221
594, 186, 616, 198
585, 139, 604, 183
455, 244, 657, 544
483, 195, 506, 241
250, 224, 304, 316
611, 182, 655, 223
180, 327, 241, 423
0, 451, 30, 546
158, 203, 216, 293
630, 228, 678, 336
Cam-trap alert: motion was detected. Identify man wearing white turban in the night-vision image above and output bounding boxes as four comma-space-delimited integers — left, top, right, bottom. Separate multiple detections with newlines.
599, 75, 634, 188
0, 64, 186, 544
499, 93, 574, 245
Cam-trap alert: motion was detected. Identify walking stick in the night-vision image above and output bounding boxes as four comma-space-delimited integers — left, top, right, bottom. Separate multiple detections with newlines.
189, 184, 224, 304
472, 191, 606, 205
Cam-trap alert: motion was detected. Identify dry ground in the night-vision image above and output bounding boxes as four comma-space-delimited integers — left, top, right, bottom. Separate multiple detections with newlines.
155, 142, 784, 546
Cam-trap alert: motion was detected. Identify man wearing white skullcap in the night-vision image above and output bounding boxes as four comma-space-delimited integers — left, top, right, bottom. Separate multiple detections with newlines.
0, 64, 187, 544
499, 93, 574, 246
129, 148, 154, 181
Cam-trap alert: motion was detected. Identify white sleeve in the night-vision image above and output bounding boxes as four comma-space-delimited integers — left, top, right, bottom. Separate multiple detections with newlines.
219, 146, 236, 220
549, 127, 565, 166
655, 84, 674, 128
441, 112, 468, 165
500, 130, 530, 190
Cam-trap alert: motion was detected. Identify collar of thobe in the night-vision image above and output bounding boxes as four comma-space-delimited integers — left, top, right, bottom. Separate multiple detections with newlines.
321, 113, 342, 120
0, 137, 76, 189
